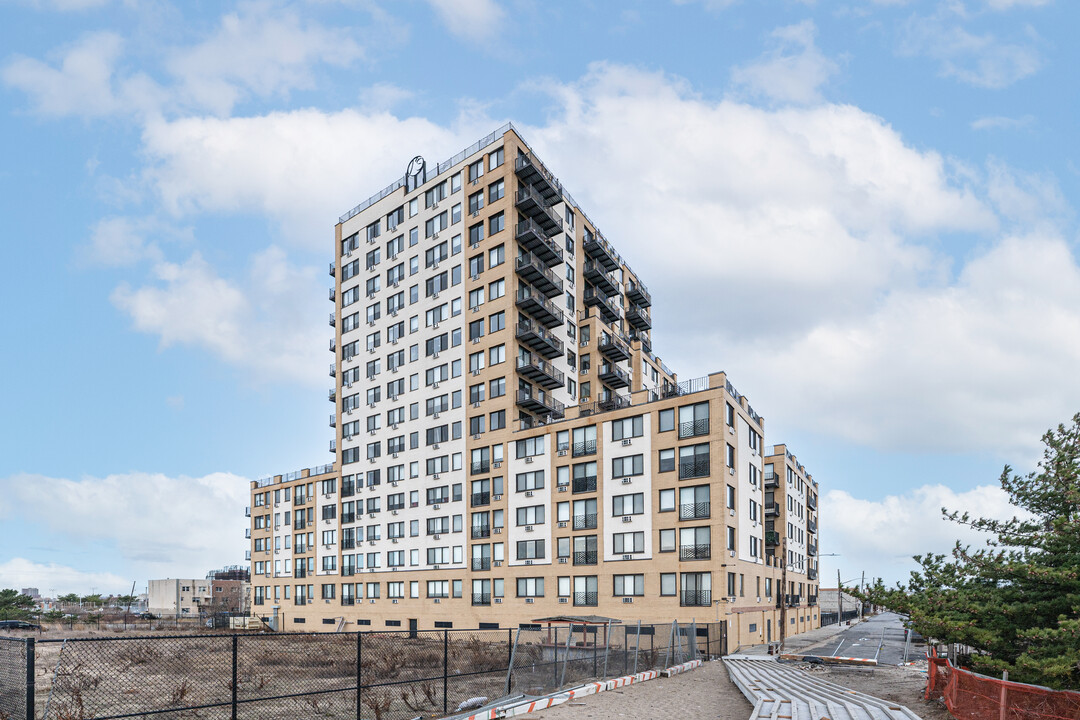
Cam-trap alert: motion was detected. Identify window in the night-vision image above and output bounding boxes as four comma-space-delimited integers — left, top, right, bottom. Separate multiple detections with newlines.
488, 147, 504, 170
489, 212, 504, 235
658, 488, 676, 512
488, 178, 504, 202
659, 449, 676, 472
658, 408, 675, 432
468, 190, 484, 214
659, 528, 676, 552
489, 311, 505, 333
660, 573, 677, 596
612, 493, 644, 516
490, 344, 505, 365
468, 160, 483, 183
611, 416, 644, 440
516, 540, 545, 560
515, 470, 545, 492
612, 531, 644, 554
490, 409, 505, 430
614, 575, 644, 597
612, 454, 644, 477
516, 577, 544, 597
488, 244, 504, 268
469, 253, 484, 277
516, 505, 545, 526
489, 377, 505, 398
516, 436, 545, 458
489, 278, 505, 300
678, 402, 710, 438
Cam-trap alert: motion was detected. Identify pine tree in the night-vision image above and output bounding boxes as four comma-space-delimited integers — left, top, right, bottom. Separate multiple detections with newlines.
863, 413, 1080, 688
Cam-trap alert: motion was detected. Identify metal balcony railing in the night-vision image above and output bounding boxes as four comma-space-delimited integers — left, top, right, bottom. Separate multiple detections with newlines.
471, 526, 491, 539
808, 568, 818, 580
471, 491, 490, 507
515, 252, 564, 298
472, 593, 491, 606
626, 278, 651, 307
583, 233, 618, 272
678, 457, 710, 479
598, 333, 631, 362
678, 418, 710, 439
679, 502, 711, 520
764, 473, 780, 488
583, 258, 618, 295
471, 461, 490, 475
515, 288, 566, 328
471, 557, 491, 571
515, 320, 564, 359
765, 501, 780, 517
808, 519, 817, 533
625, 303, 652, 331
598, 363, 630, 389
572, 476, 597, 494
572, 513, 597, 530
807, 495, 818, 511
573, 551, 598, 565
515, 389, 566, 418
765, 531, 780, 546
680, 590, 711, 607
294, 567, 307, 579
679, 544, 712, 561
573, 591, 599, 607
572, 439, 597, 457
517, 355, 565, 390
583, 285, 620, 324
514, 152, 562, 201
341, 597, 355, 606
514, 184, 564, 233
515, 218, 564, 266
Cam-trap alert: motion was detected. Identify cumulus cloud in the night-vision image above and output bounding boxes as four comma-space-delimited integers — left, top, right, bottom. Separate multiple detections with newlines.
731, 20, 840, 104
111, 247, 327, 385
0, 471, 249, 583
80, 216, 194, 267
821, 483, 1026, 585
898, 11, 1042, 88
0, 558, 128, 596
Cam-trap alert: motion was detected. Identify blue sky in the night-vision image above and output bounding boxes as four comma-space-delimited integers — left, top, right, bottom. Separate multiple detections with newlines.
1, 0, 1077, 595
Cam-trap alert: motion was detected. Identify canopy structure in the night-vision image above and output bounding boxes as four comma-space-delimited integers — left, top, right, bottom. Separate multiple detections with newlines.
531, 615, 622, 647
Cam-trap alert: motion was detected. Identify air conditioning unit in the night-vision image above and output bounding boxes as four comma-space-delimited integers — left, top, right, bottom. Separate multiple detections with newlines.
369, 540, 376, 546
729, 468, 735, 476
621, 478, 632, 485
621, 439, 632, 446
472, 210, 480, 217
558, 597, 568, 603
622, 516, 632, 523
390, 481, 398, 487
369, 513, 377, 519
433, 473, 440, 480
558, 450, 567, 457
493, 494, 502, 501
525, 457, 534, 464
433, 443, 440, 449
392, 538, 399, 544
433, 534, 441, 540
525, 597, 534, 603
622, 597, 633, 604
557, 486, 567, 493
493, 528, 502, 534
525, 490, 534, 498
391, 510, 398, 516
729, 509, 735, 516
728, 426, 735, 435
368, 320, 376, 327
433, 383, 439, 390
473, 402, 481, 408
472, 369, 481, 376
756, 596, 762, 603
494, 560, 502, 567
557, 521, 567, 528
558, 557, 568, 564
728, 596, 737, 603
494, 598, 502, 604
729, 550, 736, 558
494, 462, 501, 469
524, 525, 534, 532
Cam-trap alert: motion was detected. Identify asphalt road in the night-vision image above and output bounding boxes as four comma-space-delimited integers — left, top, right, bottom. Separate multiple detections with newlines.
818, 612, 923, 665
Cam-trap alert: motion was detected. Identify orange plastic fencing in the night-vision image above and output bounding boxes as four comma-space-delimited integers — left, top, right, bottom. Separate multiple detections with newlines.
926, 654, 1080, 720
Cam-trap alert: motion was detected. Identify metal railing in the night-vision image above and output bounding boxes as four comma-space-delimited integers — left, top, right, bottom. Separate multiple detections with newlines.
471, 557, 491, 571
573, 591, 599, 606
471, 526, 491, 539
572, 513, 597, 530
678, 457, 710, 479
679, 544, 712, 560
679, 502, 711, 520
572, 476, 597, 493
678, 418, 710, 439
572, 439, 597, 456
471, 491, 490, 507
681, 590, 712, 607
573, 551, 598, 566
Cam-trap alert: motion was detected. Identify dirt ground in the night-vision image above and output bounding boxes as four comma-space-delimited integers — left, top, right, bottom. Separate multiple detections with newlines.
813, 664, 953, 720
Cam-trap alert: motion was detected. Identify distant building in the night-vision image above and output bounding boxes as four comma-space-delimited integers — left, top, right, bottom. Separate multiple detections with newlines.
20, 588, 40, 600
817, 588, 861, 614
148, 578, 247, 617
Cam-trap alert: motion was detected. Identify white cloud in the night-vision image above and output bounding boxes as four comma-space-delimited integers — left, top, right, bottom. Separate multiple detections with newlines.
0, 471, 249, 585
2, 31, 125, 117
971, 114, 1035, 130
424, 0, 504, 42
985, 159, 1067, 223
0, 559, 128, 597
899, 11, 1042, 88
982, 0, 1051, 9
821, 483, 1025, 585
166, 1, 364, 115
358, 82, 414, 112
111, 247, 327, 385
731, 20, 839, 104
81, 216, 180, 267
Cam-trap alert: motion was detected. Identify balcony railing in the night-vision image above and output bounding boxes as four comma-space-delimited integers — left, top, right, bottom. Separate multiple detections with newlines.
808, 543, 817, 557
598, 363, 630, 389
679, 502, 711, 520
341, 597, 355, 606
763, 473, 780, 489
517, 355, 565, 390
583, 285, 621, 324
515, 389, 566, 419
471, 461, 490, 475
515, 218, 564, 266
471, 557, 491, 571
471, 526, 491, 539
515, 320, 564, 359
514, 183, 564, 234
294, 567, 307, 579
678, 418, 710, 439
765, 531, 780, 546
680, 590, 711, 607
679, 544, 711, 560
516, 287, 566, 329
573, 551, 598, 565
472, 593, 491, 606
808, 594, 818, 606
598, 334, 631, 362
572, 476, 597, 494
573, 591, 598, 607
515, 252, 564, 298
583, 258, 618, 296
471, 491, 490, 507
807, 495, 818, 511
626, 278, 651, 307
341, 481, 355, 497
572, 439, 597, 457
342, 539, 355, 550
576, 395, 631, 417
342, 566, 356, 577
808, 519, 817, 534
678, 457, 710, 479
765, 501, 780, 517
808, 568, 818, 581
583, 233, 618, 272
625, 303, 652, 331
514, 152, 562, 201
572, 513, 597, 530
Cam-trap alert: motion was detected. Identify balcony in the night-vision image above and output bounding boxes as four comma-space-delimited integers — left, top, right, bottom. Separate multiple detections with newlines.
328, 387, 336, 402
387, 502, 405, 512
516, 290, 566, 330
245, 528, 251, 538
244, 550, 251, 560
678, 457, 710, 480
471, 557, 491, 571
573, 549, 598, 565
329, 438, 336, 452
786, 594, 802, 607
471, 526, 491, 539
573, 591, 598, 607
598, 363, 630, 389
330, 414, 336, 428
678, 418, 709, 439
516, 388, 566, 419
765, 502, 780, 517
472, 593, 491, 606
516, 320, 565, 360
572, 513, 597, 530
626, 279, 651, 308
577, 395, 631, 417
341, 481, 355, 497
514, 152, 561, 201
471, 460, 490, 475
517, 356, 565, 390
341, 597, 355, 606
572, 439, 596, 456
244, 506, 251, 517
680, 590, 711, 607
625, 304, 652, 331
296, 597, 307, 606
572, 476, 597, 494
808, 568, 818, 581
329, 312, 336, 327
679, 502, 711, 520
583, 285, 621, 325
764, 473, 780, 489
808, 519, 817, 534
808, 542, 817, 557
515, 253, 564, 298
295, 543, 308, 553
329, 286, 336, 302
329, 337, 336, 352
598, 334, 631, 362
583, 259, 618, 296
516, 218, 564, 266
583, 233, 618, 272
808, 594, 818, 606
514, 183, 564, 234
765, 531, 780, 546
342, 566, 355, 577
807, 495, 818, 511
471, 491, 490, 507
679, 544, 711, 561
342, 538, 355, 550
329, 363, 336, 377
294, 567, 307, 579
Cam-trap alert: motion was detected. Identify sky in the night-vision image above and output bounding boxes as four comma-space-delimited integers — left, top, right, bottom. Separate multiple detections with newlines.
1, 0, 1077, 596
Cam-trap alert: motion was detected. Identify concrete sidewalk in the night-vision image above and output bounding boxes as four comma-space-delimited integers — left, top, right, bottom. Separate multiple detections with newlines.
735, 616, 867, 656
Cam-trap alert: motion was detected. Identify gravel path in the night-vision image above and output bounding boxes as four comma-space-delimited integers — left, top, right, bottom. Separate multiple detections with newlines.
515, 660, 754, 720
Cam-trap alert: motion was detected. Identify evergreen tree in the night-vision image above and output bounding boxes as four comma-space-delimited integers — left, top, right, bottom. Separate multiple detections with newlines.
0, 589, 35, 620
863, 413, 1080, 688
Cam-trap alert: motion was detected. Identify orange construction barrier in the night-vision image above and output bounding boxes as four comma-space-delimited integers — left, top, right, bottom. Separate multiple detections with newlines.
926, 652, 1080, 720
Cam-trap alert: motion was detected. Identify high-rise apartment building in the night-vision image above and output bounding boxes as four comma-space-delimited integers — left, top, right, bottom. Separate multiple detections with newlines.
248, 124, 821, 648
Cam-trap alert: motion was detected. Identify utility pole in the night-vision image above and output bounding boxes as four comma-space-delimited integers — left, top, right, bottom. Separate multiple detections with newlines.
859, 571, 865, 619
837, 569, 843, 624
779, 537, 788, 651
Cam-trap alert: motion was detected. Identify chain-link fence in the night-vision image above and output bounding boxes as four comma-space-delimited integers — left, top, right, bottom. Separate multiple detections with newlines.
820, 609, 860, 627
0, 637, 31, 720
4, 621, 723, 720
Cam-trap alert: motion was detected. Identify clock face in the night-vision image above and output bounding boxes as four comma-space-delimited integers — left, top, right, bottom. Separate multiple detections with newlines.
407, 156, 425, 178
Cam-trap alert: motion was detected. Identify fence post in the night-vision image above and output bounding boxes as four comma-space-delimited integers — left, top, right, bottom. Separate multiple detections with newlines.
1000, 670, 1008, 720
356, 632, 362, 720
553, 628, 559, 688
230, 635, 238, 720
442, 630, 449, 715
601, 619, 612, 681
26, 637, 35, 720
559, 625, 573, 688
504, 629, 521, 695
593, 627, 598, 679
633, 620, 641, 675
